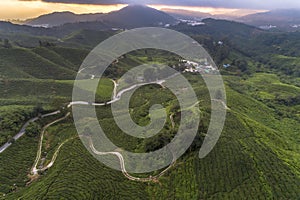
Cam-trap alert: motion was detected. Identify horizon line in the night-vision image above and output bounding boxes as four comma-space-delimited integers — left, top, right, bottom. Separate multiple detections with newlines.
1, 3, 269, 21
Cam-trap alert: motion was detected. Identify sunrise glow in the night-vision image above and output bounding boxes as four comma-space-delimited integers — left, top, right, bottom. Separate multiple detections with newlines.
149, 5, 267, 17
0, 0, 268, 21
0, 0, 127, 20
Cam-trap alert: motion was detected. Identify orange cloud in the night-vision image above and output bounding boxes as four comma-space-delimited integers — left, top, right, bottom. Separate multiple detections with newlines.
0, 0, 265, 21
0, 0, 126, 20
149, 5, 266, 17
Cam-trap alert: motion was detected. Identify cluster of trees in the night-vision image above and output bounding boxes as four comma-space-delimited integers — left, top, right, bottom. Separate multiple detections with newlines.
192, 35, 230, 65
143, 129, 176, 152
25, 122, 41, 137
0, 108, 32, 145
275, 94, 300, 106
32, 104, 44, 117
38, 40, 56, 47
0, 104, 46, 145
232, 59, 248, 72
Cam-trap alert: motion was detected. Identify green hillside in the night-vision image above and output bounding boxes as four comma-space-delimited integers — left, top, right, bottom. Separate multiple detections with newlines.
0, 47, 76, 79
0, 17, 299, 199
0, 73, 299, 199
62, 30, 117, 48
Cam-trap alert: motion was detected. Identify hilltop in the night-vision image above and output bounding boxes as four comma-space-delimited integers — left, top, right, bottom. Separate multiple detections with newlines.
25, 11, 104, 28
23, 5, 176, 28
239, 9, 300, 31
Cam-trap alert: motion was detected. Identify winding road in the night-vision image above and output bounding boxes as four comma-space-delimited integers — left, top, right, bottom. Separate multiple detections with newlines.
68, 77, 177, 182
31, 113, 71, 175
88, 137, 176, 182
0, 111, 61, 154
3, 74, 228, 182
67, 79, 168, 107
39, 136, 77, 172
32, 76, 179, 181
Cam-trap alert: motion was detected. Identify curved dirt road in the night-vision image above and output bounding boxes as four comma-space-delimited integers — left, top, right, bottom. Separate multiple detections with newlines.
0, 111, 61, 154
31, 113, 70, 175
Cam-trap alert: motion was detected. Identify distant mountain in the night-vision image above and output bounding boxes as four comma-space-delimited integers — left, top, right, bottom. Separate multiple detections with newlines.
24, 5, 177, 28
101, 5, 177, 28
239, 9, 300, 31
25, 11, 104, 28
173, 18, 263, 40
0, 20, 110, 38
0, 5, 177, 46
161, 8, 212, 20
161, 8, 253, 21
0, 21, 51, 36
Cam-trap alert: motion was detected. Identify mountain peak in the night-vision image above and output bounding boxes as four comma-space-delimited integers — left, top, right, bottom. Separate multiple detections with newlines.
127, 4, 148, 7
117, 4, 164, 13
101, 5, 177, 28
25, 5, 176, 28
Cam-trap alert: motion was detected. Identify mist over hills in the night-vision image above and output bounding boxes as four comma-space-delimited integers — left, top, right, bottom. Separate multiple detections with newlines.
239, 9, 300, 31
161, 8, 213, 20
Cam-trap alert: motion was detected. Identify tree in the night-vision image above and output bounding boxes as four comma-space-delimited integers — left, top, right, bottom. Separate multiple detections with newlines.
32, 104, 44, 117
38, 40, 55, 47
25, 122, 41, 137
236, 59, 248, 72
50, 98, 65, 110
7, 135, 15, 144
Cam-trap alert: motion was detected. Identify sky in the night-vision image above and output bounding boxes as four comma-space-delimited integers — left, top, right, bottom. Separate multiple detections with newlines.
1, 0, 300, 20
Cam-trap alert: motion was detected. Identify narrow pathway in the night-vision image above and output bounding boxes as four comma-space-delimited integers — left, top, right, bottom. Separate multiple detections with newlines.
212, 99, 230, 110
88, 137, 175, 182
170, 113, 175, 129
40, 136, 77, 172
31, 113, 70, 175
68, 73, 179, 107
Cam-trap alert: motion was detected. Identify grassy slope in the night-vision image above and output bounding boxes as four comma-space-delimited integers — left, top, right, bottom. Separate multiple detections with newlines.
0, 47, 76, 80
147, 83, 300, 199
62, 29, 117, 49
0, 73, 299, 199
0, 78, 113, 108
0, 135, 38, 195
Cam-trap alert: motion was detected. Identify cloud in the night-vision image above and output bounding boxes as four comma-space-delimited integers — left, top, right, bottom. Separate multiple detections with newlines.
50, 0, 126, 4
18, 0, 300, 9
19, 0, 125, 4
132, 0, 300, 9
